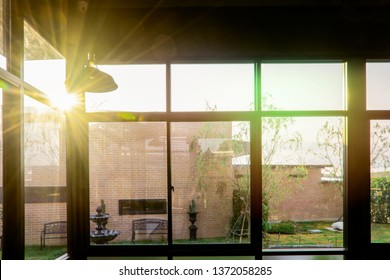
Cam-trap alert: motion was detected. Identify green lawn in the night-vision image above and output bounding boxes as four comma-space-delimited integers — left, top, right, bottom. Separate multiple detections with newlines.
25, 245, 67, 260
265, 221, 390, 248
2, 222, 389, 259
0, 245, 67, 260
264, 221, 344, 248
371, 223, 390, 243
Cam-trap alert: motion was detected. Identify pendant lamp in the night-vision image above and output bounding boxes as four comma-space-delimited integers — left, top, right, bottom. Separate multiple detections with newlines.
67, 54, 118, 93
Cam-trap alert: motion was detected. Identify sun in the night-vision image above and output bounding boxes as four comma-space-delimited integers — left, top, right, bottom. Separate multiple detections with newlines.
50, 92, 78, 111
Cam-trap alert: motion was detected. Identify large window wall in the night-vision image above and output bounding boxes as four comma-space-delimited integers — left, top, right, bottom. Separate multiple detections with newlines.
1, 0, 389, 261
4, 58, 387, 259
85, 62, 353, 259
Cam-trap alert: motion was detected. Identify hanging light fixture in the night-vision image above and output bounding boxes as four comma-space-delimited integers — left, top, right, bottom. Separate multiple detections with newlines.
67, 53, 118, 93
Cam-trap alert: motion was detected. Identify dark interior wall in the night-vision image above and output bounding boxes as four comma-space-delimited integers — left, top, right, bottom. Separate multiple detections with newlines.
22, 1, 390, 63
86, 6, 390, 62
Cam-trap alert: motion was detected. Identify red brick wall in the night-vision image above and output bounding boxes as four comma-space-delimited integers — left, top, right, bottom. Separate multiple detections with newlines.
268, 166, 343, 222
20, 122, 343, 245
25, 203, 67, 246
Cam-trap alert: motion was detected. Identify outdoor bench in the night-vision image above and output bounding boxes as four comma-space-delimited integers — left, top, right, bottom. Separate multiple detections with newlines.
40, 221, 67, 249
131, 218, 168, 242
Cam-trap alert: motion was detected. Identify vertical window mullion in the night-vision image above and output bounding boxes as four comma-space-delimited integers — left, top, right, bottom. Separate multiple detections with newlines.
166, 64, 173, 253
252, 62, 262, 258
345, 58, 370, 259
250, 118, 262, 259
2, 0, 25, 260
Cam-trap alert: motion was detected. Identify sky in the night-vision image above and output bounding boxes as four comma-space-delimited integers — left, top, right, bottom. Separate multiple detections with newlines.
9, 58, 390, 112
1, 58, 389, 172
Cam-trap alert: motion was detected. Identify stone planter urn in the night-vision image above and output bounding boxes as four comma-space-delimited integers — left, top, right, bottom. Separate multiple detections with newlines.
188, 199, 198, 241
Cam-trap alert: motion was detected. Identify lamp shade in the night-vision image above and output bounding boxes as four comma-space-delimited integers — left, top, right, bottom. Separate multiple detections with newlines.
77, 66, 118, 93
67, 66, 117, 93
66, 54, 118, 93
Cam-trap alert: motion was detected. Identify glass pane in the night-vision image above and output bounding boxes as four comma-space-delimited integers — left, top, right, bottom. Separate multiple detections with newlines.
262, 117, 344, 249
171, 64, 254, 111
261, 63, 345, 111
24, 96, 67, 259
171, 122, 250, 244
367, 63, 390, 110
24, 20, 67, 259
85, 65, 166, 112
89, 122, 168, 245
370, 120, 390, 243
24, 22, 67, 109
0, 0, 6, 69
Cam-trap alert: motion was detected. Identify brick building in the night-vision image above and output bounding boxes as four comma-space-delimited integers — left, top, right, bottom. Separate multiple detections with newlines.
19, 116, 342, 245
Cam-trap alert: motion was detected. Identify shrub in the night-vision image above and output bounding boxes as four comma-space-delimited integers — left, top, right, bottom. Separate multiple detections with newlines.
371, 177, 390, 224
267, 221, 297, 234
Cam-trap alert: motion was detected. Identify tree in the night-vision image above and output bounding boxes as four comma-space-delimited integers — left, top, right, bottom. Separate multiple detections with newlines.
371, 121, 390, 172
312, 118, 344, 196
315, 119, 390, 223
190, 96, 303, 242
314, 119, 390, 197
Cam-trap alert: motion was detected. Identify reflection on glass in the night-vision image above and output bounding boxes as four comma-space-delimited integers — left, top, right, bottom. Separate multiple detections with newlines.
367, 63, 390, 110
261, 63, 345, 111
370, 120, 390, 243
24, 96, 67, 259
262, 117, 344, 249
171, 64, 254, 112
171, 122, 250, 244
89, 122, 168, 245
85, 65, 166, 112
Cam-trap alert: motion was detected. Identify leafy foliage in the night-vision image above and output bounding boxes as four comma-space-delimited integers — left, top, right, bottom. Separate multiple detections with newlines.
267, 221, 297, 234
371, 177, 390, 224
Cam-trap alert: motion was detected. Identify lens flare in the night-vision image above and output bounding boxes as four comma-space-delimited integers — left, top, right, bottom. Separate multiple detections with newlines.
50, 93, 78, 111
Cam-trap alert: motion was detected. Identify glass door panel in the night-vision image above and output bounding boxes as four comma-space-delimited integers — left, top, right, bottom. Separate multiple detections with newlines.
24, 97, 67, 258
370, 120, 390, 243
262, 117, 345, 249
171, 122, 250, 244
24, 20, 67, 259
89, 122, 168, 245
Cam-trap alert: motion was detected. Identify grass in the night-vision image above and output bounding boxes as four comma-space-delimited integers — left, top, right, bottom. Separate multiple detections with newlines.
371, 223, 390, 243
265, 221, 344, 248
265, 221, 390, 248
25, 245, 67, 260
2, 222, 389, 259
0, 245, 68, 260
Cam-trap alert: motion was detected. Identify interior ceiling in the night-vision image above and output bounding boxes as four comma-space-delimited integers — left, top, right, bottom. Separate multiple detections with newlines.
23, 0, 390, 63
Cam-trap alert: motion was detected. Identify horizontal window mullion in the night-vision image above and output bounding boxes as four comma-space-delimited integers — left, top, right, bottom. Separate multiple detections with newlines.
260, 110, 348, 117
86, 111, 348, 122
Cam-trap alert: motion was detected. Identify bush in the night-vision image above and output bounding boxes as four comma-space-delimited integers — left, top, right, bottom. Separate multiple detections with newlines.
267, 221, 297, 234
371, 177, 390, 224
